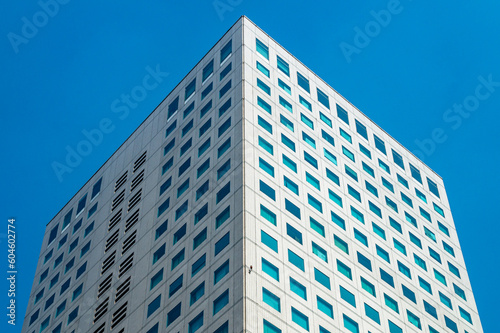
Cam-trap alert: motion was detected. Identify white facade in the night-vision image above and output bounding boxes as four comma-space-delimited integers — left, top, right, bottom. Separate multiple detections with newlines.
22, 17, 482, 333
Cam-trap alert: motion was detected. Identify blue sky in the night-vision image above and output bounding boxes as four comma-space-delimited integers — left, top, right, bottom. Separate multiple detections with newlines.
1, 0, 499, 332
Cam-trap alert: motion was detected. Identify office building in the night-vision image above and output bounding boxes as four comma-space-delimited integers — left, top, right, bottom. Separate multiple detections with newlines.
22, 16, 482, 333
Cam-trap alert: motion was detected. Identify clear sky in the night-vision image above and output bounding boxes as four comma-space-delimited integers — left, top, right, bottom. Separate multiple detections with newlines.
1, 1, 499, 332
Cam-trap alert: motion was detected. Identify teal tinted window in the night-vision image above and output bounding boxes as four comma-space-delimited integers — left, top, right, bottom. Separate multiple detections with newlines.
354, 228, 368, 246
256, 38, 269, 59
277, 55, 290, 76
389, 217, 402, 233
185, 78, 196, 101
348, 185, 361, 202
427, 178, 440, 198
193, 228, 207, 250
308, 194, 323, 213
284, 176, 299, 195
376, 245, 390, 263
321, 130, 335, 147
260, 180, 276, 201
188, 311, 203, 333
445, 316, 459, 333
258, 116, 273, 134
438, 222, 450, 236
337, 105, 349, 124
424, 300, 438, 319
340, 285, 356, 307
190, 282, 205, 305
343, 315, 359, 333
191, 254, 206, 277
299, 96, 312, 111
385, 294, 399, 313
286, 223, 302, 244
306, 172, 320, 190
429, 247, 442, 263
374, 135, 386, 154
320, 112, 332, 127
317, 296, 334, 318
201, 83, 213, 100
439, 291, 453, 309
259, 158, 275, 177
326, 168, 340, 185
444, 242, 456, 257
334, 235, 349, 254
364, 303, 380, 324
343, 146, 355, 161
369, 201, 382, 218
166, 303, 181, 326
258, 96, 272, 114
415, 188, 427, 203
280, 115, 294, 132
291, 307, 309, 331
214, 232, 230, 256
219, 80, 232, 98
304, 151, 318, 169
220, 40, 232, 63
397, 174, 409, 188
290, 277, 307, 300
214, 260, 230, 284
402, 285, 416, 304
329, 189, 343, 207
340, 128, 352, 142
398, 261, 411, 279
260, 204, 276, 225
324, 148, 337, 165
405, 212, 417, 228
378, 159, 391, 174
288, 250, 305, 271
345, 165, 358, 181
434, 269, 447, 286
282, 154, 297, 172
410, 164, 422, 183
407, 310, 422, 329
263, 288, 281, 312
213, 290, 229, 315
363, 162, 375, 178
279, 96, 292, 112
359, 143, 371, 158
409, 232, 422, 248
419, 276, 432, 294
257, 78, 271, 95
263, 319, 281, 333
257, 61, 270, 77
317, 88, 330, 109
281, 134, 295, 151
278, 79, 291, 95
314, 268, 331, 289
331, 211, 346, 230
434, 202, 445, 217
392, 149, 405, 169
258, 136, 273, 155
350, 206, 364, 224
372, 222, 386, 239
401, 192, 413, 207
302, 132, 316, 148
297, 72, 310, 92
262, 258, 279, 281
310, 217, 325, 237
361, 277, 376, 296
355, 120, 368, 139
380, 268, 394, 287
414, 254, 427, 271
337, 259, 352, 279
312, 241, 328, 262
393, 238, 407, 255
388, 321, 402, 333
459, 307, 473, 324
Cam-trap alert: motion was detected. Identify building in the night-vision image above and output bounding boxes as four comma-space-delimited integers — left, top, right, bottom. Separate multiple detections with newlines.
22, 16, 482, 333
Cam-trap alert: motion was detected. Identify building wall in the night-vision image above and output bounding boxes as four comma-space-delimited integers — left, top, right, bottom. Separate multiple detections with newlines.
22, 18, 246, 333
241, 17, 482, 333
